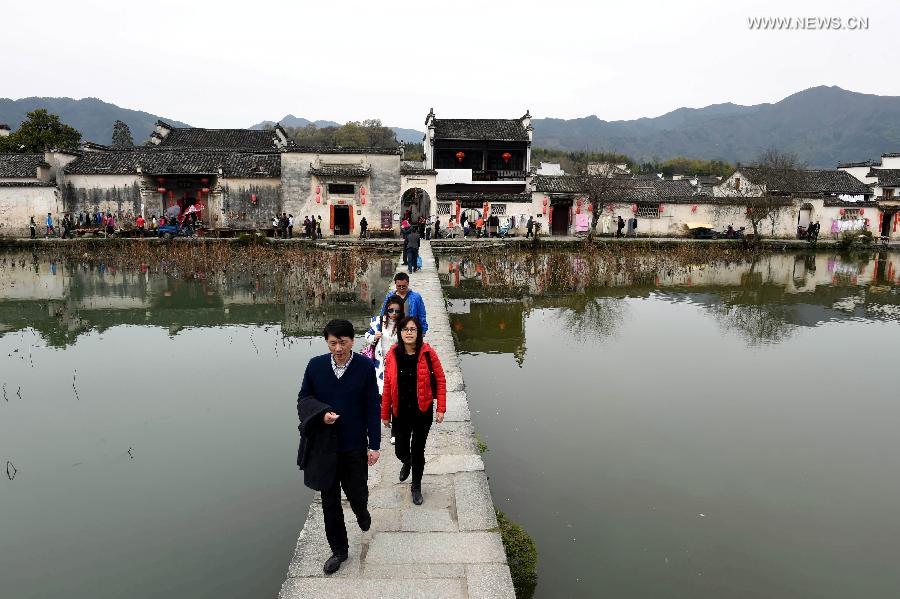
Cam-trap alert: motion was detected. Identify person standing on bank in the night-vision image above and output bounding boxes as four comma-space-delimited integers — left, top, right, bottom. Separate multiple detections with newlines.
381, 316, 446, 505
406, 226, 421, 272
29, 216, 37, 239
359, 216, 368, 239
297, 319, 381, 575
381, 272, 428, 335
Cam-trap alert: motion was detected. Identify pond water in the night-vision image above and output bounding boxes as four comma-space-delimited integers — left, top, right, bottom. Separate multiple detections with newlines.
0, 250, 395, 599
438, 249, 900, 599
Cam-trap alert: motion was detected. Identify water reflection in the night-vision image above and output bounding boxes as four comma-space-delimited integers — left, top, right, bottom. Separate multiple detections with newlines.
0, 249, 397, 599
439, 251, 900, 354
0, 251, 396, 346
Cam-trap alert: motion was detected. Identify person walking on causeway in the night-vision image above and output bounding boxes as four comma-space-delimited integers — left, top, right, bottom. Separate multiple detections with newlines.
381, 316, 446, 505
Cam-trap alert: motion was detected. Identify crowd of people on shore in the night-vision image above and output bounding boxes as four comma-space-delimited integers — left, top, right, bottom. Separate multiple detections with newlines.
27, 210, 206, 239
296, 268, 447, 575
272, 214, 323, 239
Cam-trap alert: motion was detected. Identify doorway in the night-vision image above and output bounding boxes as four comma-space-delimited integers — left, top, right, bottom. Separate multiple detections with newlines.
881, 211, 894, 237
551, 202, 571, 236
333, 205, 351, 235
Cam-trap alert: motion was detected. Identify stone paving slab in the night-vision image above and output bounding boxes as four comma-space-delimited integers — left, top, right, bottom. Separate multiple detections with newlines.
467, 564, 517, 599
280, 577, 467, 599
400, 507, 458, 532
455, 471, 500, 532
365, 532, 507, 564
426, 453, 486, 475
279, 241, 512, 598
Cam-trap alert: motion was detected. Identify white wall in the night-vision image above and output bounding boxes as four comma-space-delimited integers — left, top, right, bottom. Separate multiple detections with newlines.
0, 186, 61, 236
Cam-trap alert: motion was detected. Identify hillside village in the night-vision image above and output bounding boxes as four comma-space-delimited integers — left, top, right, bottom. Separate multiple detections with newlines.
0, 109, 897, 241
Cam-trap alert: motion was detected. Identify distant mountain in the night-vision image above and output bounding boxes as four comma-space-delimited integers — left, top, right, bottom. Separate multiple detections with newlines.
250, 115, 424, 145
532, 86, 900, 167
392, 127, 424, 144
0, 97, 191, 145
5, 87, 899, 167
249, 115, 341, 130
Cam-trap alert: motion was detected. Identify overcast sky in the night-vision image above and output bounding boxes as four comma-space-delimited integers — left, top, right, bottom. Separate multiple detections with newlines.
3, 0, 896, 130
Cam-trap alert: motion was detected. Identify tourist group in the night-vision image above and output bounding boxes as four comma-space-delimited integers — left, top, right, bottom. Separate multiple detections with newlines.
296, 269, 447, 575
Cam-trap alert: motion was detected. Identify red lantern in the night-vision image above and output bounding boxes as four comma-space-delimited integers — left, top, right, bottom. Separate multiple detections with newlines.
865, 218, 870, 226
360, 187, 366, 195
455, 151, 465, 163
659, 204, 665, 214
839, 208, 845, 215
251, 194, 257, 204
157, 187, 166, 193
631, 204, 637, 213
315, 186, 321, 194
501, 152, 512, 164
587, 203, 593, 212
361, 196, 366, 205
691, 204, 698, 213
859, 208, 865, 216
316, 195, 321, 204
575, 200, 582, 214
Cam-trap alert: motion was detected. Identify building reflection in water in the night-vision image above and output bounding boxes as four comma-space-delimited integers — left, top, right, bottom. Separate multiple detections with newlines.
439, 250, 900, 358
0, 251, 396, 346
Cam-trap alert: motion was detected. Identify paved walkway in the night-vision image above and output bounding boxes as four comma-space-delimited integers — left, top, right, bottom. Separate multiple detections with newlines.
279, 240, 515, 599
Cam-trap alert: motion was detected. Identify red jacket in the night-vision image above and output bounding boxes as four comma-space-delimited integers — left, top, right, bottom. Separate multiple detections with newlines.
381, 342, 447, 419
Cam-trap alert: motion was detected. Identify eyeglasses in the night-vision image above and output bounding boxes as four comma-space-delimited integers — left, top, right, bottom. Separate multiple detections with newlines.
401, 327, 418, 333
395, 285, 408, 290
386, 309, 401, 314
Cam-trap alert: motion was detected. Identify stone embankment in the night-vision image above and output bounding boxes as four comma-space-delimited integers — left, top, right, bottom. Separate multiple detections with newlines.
278, 240, 515, 599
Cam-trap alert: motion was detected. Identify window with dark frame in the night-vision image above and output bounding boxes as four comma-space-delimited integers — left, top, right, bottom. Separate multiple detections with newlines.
636, 203, 660, 219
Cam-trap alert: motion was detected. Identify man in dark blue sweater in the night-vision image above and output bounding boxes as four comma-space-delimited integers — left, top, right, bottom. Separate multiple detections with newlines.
298, 319, 381, 575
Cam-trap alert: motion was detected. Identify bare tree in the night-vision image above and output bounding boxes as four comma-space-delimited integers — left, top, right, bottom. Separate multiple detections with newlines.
713, 149, 806, 242
579, 174, 633, 239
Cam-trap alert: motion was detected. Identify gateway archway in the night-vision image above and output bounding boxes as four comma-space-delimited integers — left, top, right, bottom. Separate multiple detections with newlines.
401, 187, 431, 222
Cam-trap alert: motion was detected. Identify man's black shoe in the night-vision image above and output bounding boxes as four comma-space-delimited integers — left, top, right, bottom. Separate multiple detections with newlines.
399, 462, 411, 482
411, 486, 424, 505
323, 551, 348, 575
358, 512, 371, 532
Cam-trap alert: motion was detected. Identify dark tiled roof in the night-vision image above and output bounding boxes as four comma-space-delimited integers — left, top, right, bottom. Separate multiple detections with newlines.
838, 160, 877, 168
284, 146, 401, 155
738, 167, 871, 195
532, 175, 587, 193
823, 198, 880, 207
0, 181, 57, 187
310, 165, 370, 178
0, 153, 48, 178
155, 127, 281, 150
400, 161, 436, 175
65, 149, 280, 177
867, 168, 900, 187
436, 191, 532, 203
533, 175, 696, 201
432, 119, 529, 141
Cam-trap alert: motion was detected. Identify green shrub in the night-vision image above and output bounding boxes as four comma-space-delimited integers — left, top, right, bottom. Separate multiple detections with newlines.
859, 229, 873, 244
496, 508, 537, 598
476, 435, 489, 454
235, 232, 267, 246
837, 230, 857, 250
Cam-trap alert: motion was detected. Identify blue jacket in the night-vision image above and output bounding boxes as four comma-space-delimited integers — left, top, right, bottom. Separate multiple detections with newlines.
381, 289, 428, 333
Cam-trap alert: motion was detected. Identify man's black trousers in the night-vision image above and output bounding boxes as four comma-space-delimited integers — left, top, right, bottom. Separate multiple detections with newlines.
392, 403, 433, 487
320, 448, 369, 553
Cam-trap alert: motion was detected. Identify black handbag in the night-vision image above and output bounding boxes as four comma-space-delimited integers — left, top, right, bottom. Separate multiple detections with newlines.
424, 351, 438, 400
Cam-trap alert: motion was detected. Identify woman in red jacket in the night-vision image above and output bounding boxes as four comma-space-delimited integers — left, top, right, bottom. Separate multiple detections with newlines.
381, 316, 446, 505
